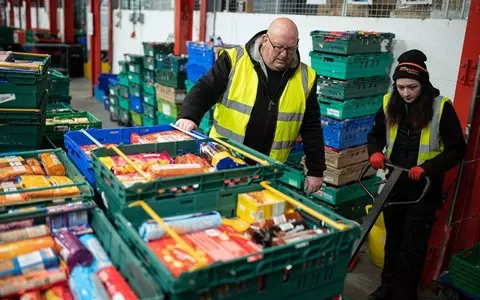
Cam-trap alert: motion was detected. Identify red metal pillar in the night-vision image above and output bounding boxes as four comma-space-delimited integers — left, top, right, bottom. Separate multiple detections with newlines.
25, 0, 31, 30
49, 0, 57, 36
90, 0, 101, 94
8, 0, 13, 27
174, 0, 194, 56
63, 0, 74, 43
199, 0, 207, 42
422, 0, 480, 287
18, 0, 21, 28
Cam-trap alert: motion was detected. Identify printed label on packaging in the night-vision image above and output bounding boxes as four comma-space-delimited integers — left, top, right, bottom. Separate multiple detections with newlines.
0, 94, 16, 104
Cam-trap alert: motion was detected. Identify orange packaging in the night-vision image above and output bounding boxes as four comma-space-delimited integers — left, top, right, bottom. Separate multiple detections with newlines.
0, 268, 68, 297
19, 290, 42, 300
0, 236, 55, 261
40, 153, 65, 176
130, 130, 193, 144
0, 156, 34, 181
26, 158, 44, 176
147, 164, 208, 178
99, 153, 173, 175
174, 153, 212, 168
0, 181, 29, 205
18, 176, 80, 199
43, 283, 74, 300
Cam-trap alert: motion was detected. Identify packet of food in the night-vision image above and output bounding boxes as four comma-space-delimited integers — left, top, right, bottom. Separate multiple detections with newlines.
147, 163, 208, 178
18, 176, 80, 199
130, 130, 193, 144
100, 153, 173, 175
26, 158, 44, 175
174, 153, 212, 168
0, 156, 34, 181
40, 153, 65, 176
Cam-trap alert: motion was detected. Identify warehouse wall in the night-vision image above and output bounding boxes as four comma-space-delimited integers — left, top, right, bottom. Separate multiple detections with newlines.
6, 6, 64, 38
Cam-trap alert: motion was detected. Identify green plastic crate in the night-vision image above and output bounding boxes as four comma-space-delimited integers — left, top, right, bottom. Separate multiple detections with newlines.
156, 98, 182, 118
449, 243, 480, 297
314, 176, 380, 206
119, 74, 129, 87
131, 110, 143, 126
116, 85, 129, 98
156, 111, 176, 125
279, 162, 305, 190
144, 92, 156, 107
48, 95, 72, 105
0, 26, 14, 44
110, 104, 120, 122
124, 54, 144, 65
0, 52, 51, 109
143, 56, 156, 71
142, 102, 156, 119
119, 95, 131, 110
119, 60, 128, 74
156, 55, 188, 72
319, 95, 383, 120
129, 82, 142, 98
143, 42, 173, 57
155, 70, 186, 89
128, 72, 142, 84
315, 195, 373, 221
144, 69, 156, 83
310, 31, 395, 55
0, 148, 94, 214
287, 150, 304, 165
109, 85, 120, 97
91, 138, 284, 211
112, 182, 360, 299
0, 92, 47, 151
317, 76, 390, 100
198, 116, 212, 134
142, 114, 158, 126
46, 102, 77, 114
128, 63, 143, 74
310, 52, 394, 80
185, 80, 195, 93
47, 69, 70, 98
109, 95, 118, 107
118, 107, 131, 126
45, 111, 102, 141
143, 81, 156, 96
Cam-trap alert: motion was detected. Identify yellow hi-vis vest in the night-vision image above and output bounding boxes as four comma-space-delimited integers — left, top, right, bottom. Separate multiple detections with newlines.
209, 46, 317, 162
383, 93, 451, 165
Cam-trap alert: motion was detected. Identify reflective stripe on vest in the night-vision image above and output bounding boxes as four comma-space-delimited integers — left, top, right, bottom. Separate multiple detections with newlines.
209, 46, 316, 162
383, 94, 451, 165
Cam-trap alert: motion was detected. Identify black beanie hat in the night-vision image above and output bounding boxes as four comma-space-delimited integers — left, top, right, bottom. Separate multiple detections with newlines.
392, 49, 430, 84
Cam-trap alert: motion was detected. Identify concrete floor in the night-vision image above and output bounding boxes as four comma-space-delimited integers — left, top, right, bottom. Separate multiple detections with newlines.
68, 78, 440, 300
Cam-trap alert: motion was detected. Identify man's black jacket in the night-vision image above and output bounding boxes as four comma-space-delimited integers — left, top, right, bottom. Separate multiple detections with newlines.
178, 30, 326, 177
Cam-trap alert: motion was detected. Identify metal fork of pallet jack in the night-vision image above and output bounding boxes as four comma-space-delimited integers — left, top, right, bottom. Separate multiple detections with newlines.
349, 162, 432, 266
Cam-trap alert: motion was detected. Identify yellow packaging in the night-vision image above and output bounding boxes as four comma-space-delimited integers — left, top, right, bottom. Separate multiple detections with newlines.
18, 176, 80, 199
236, 190, 286, 223
40, 153, 65, 176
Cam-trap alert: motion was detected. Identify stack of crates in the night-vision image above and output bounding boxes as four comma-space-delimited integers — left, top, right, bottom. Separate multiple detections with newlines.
448, 242, 480, 298
47, 69, 71, 104
0, 51, 51, 151
110, 60, 131, 126
125, 54, 145, 127
307, 30, 396, 220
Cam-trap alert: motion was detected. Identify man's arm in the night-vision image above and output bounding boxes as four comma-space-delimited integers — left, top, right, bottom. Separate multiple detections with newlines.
300, 80, 326, 177
178, 51, 232, 124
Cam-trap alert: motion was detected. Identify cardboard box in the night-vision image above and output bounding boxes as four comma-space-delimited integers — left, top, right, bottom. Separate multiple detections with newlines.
156, 98, 182, 118
236, 190, 286, 224
154, 83, 186, 104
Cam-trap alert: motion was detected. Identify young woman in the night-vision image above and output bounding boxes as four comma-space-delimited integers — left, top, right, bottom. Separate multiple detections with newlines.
367, 49, 466, 300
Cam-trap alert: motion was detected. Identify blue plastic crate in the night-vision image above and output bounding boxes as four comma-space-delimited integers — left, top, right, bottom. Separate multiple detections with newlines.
130, 95, 143, 114
64, 125, 205, 187
186, 42, 215, 67
94, 84, 106, 104
98, 73, 118, 94
322, 115, 375, 150
104, 96, 110, 111
186, 63, 210, 83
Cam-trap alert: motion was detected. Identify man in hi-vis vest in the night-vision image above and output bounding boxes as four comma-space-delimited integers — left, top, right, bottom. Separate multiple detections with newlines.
176, 18, 325, 194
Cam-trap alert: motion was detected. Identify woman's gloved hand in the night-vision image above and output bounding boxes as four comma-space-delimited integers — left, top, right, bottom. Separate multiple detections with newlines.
409, 166, 425, 181
369, 152, 386, 170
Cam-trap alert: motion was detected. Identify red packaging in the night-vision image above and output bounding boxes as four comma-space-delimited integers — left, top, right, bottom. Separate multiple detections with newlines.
174, 153, 212, 168
19, 290, 42, 300
43, 283, 74, 300
97, 265, 138, 300
100, 153, 174, 175
130, 131, 193, 144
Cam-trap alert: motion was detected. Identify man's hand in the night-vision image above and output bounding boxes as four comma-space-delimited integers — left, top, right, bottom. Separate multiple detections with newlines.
175, 118, 197, 131
305, 176, 323, 195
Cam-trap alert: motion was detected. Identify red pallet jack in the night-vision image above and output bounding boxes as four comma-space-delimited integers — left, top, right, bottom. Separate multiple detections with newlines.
348, 162, 432, 270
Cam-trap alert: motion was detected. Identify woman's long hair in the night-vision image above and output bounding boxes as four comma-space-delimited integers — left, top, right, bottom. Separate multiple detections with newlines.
386, 83, 437, 132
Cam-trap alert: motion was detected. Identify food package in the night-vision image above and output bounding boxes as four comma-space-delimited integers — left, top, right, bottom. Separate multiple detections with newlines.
0, 248, 59, 278
199, 142, 247, 170
147, 163, 208, 178
174, 153, 212, 168
0, 181, 29, 205
78, 234, 112, 273
19, 176, 81, 199
0, 220, 34, 233
130, 130, 193, 144
149, 225, 262, 278
0, 236, 55, 261
97, 265, 138, 300
99, 153, 173, 175
236, 190, 286, 224
0, 268, 68, 297
0, 156, 34, 181
54, 231, 94, 270
69, 266, 110, 300
43, 284, 74, 300
139, 211, 222, 242
80, 144, 115, 157
115, 173, 149, 188
26, 159, 45, 176
46, 202, 91, 235
0, 224, 50, 244
19, 290, 42, 300
40, 153, 65, 176
46, 117, 90, 126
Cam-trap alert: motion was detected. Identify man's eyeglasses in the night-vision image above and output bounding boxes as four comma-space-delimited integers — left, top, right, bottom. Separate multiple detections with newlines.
266, 35, 297, 54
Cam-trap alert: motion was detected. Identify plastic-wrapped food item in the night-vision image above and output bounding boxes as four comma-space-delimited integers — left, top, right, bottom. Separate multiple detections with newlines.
0, 219, 34, 233
0, 224, 50, 244
26, 159, 45, 176
0, 236, 55, 261
69, 267, 110, 300
78, 234, 112, 273
0, 156, 34, 181
130, 130, 193, 144
19, 290, 42, 300
147, 163, 208, 178
115, 173, 149, 187
46, 117, 90, 125
0, 248, 59, 278
40, 153, 65, 176
43, 284, 74, 300
99, 153, 173, 175
0, 268, 68, 297
97, 265, 138, 300
0, 181, 29, 205
46, 202, 91, 235
80, 144, 115, 157
54, 231, 94, 269
174, 153, 212, 168
199, 142, 247, 170
19, 176, 81, 199
139, 211, 222, 242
